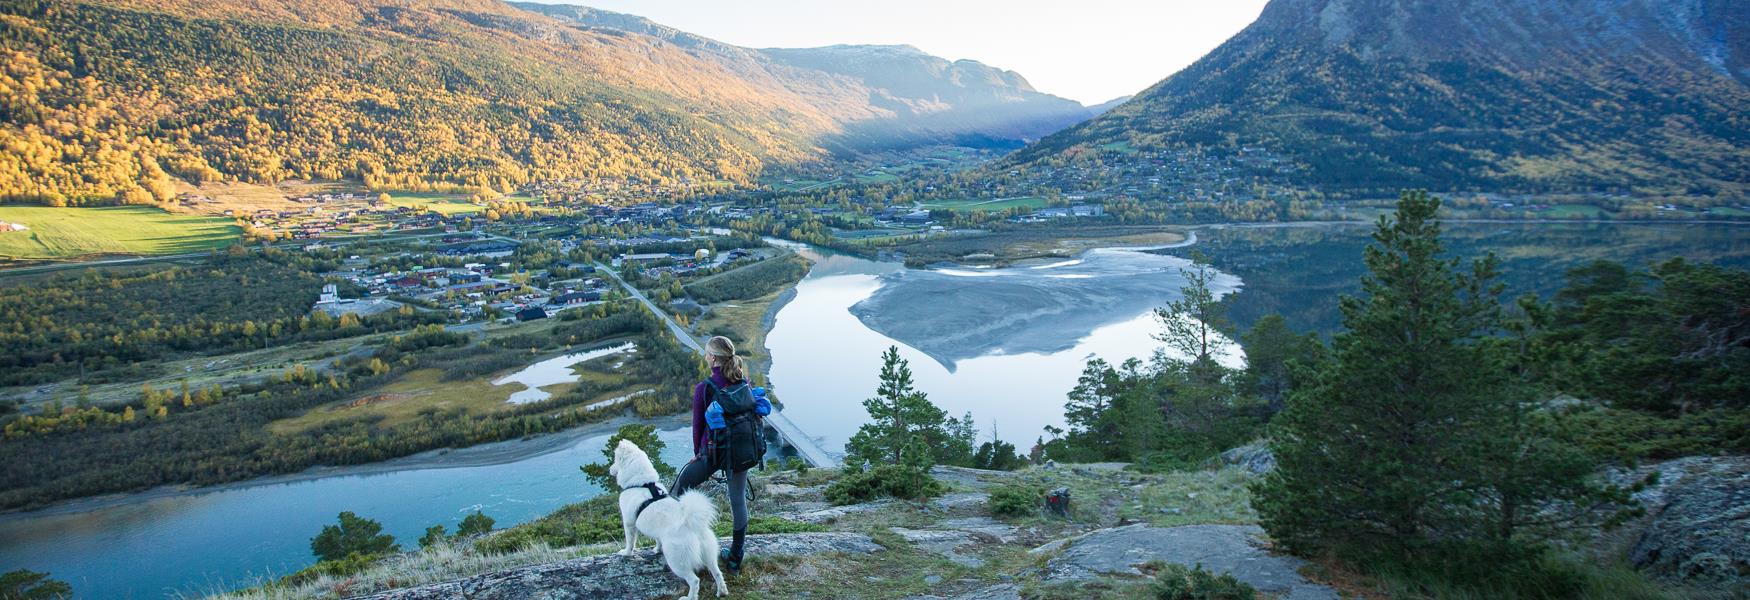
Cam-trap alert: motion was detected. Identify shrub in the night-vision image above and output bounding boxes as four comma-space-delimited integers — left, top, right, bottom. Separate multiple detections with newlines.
825, 464, 944, 505
457, 511, 496, 538
418, 525, 448, 549
0, 569, 71, 600
310, 512, 399, 562
987, 483, 1042, 519
1148, 562, 1256, 600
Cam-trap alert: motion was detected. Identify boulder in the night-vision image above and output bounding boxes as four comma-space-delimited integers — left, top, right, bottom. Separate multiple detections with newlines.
358, 532, 881, 600
1625, 456, 1750, 586
1218, 442, 1275, 474
1037, 524, 1337, 600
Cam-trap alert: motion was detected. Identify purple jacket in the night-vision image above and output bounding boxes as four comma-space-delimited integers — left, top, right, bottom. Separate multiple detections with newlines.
691, 367, 734, 456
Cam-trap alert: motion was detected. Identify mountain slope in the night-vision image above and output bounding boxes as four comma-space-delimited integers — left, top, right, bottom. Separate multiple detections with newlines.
760, 45, 1092, 148
1010, 0, 1750, 197
516, 4, 1091, 149
0, 0, 1088, 205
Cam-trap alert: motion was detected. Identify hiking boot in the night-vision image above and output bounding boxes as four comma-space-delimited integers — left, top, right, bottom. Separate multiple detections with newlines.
719, 547, 743, 574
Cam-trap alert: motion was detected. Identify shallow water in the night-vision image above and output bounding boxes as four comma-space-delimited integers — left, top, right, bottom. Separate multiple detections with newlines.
768, 246, 1242, 456
493, 343, 637, 404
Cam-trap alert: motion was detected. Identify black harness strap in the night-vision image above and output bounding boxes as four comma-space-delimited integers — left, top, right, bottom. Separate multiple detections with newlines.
626, 481, 667, 518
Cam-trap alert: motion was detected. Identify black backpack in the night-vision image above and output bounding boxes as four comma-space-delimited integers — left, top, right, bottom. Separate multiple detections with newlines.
706, 380, 766, 473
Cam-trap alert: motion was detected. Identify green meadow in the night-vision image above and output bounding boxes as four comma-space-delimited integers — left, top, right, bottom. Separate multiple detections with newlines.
0, 205, 241, 260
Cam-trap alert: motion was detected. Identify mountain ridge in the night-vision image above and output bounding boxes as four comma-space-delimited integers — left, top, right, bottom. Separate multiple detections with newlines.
1009, 0, 1750, 197
0, 0, 1091, 204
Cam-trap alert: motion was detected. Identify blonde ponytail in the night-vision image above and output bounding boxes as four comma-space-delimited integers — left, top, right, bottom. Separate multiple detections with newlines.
705, 336, 746, 383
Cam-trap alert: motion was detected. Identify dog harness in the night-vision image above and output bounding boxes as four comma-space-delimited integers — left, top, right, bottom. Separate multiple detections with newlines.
625, 481, 667, 518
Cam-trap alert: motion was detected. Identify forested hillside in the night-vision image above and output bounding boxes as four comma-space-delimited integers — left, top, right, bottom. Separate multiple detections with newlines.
0, 0, 1092, 206
1009, 0, 1750, 198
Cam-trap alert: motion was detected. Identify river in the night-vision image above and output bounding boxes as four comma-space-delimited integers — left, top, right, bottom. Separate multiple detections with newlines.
0, 422, 693, 599
765, 241, 1243, 455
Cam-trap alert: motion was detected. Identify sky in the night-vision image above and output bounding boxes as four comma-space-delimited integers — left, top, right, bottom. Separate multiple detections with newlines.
523, 1, 1272, 105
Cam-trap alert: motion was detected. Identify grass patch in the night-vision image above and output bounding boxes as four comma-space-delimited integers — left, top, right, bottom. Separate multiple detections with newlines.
265, 349, 646, 434
918, 197, 1049, 212
383, 192, 483, 215
1120, 467, 1257, 527
265, 368, 512, 433
1539, 204, 1607, 219
0, 205, 241, 259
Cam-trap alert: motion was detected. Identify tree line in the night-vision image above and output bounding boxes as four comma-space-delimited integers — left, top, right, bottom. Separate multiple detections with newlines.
1039, 191, 1746, 595
0, 300, 704, 509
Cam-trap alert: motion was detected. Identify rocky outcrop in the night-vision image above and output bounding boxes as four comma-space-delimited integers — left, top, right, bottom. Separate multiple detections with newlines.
1219, 442, 1276, 474
1035, 524, 1338, 600
356, 533, 881, 600
1623, 456, 1750, 587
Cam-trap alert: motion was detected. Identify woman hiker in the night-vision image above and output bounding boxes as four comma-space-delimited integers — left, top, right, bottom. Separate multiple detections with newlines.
670, 336, 770, 573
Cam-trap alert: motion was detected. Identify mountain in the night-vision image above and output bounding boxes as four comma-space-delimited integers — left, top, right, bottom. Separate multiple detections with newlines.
1009, 0, 1750, 197
0, 0, 1088, 205
516, 4, 1091, 149
759, 45, 1092, 148
1086, 95, 1133, 115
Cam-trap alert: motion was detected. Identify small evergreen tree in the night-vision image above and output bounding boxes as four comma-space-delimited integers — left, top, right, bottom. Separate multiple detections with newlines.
580, 424, 674, 489
417, 525, 448, 549
843, 346, 970, 469
1252, 190, 1632, 580
310, 512, 399, 562
456, 511, 496, 538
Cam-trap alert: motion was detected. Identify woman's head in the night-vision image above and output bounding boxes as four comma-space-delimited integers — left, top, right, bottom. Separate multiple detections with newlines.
705, 335, 746, 383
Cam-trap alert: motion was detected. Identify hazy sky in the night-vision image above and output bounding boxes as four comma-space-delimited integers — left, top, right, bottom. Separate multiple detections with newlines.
526, 1, 1272, 105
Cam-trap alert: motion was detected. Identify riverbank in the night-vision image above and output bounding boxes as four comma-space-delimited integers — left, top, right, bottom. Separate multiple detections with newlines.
0, 413, 687, 521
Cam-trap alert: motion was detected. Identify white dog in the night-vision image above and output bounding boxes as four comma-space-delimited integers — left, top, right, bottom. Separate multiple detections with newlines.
610, 439, 728, 600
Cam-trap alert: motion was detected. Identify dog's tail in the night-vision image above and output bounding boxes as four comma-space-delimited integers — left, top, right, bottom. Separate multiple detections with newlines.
677, 490, 718, 534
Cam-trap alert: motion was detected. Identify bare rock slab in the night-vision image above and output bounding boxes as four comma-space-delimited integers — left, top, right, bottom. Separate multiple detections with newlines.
1626, 456, 1750, 586
357, 533, 880, 600
1038, 524, 1337, 600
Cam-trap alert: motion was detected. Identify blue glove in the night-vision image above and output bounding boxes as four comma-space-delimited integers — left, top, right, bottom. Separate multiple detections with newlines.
752, 387, 772, 416
705, 400, 726, 429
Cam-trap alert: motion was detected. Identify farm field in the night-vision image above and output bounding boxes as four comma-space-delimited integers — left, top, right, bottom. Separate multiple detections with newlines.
0, 206, 241, 260
918, 196, 1049, 212
384, 192, 485, 215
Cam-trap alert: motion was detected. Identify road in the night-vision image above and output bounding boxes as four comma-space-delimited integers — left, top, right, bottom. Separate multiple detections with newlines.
594, 262, 836, 467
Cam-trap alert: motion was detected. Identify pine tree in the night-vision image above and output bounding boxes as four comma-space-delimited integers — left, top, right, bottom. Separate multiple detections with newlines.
1154, 250, 1231, 364
1252, 191, 1631, 577
456, 511, 496, 538
417, 525, 448, 550
1255, 191, 1502, 559
579, 424, 674, 489
844, 346, 962, 469
310, 511, 398, 562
